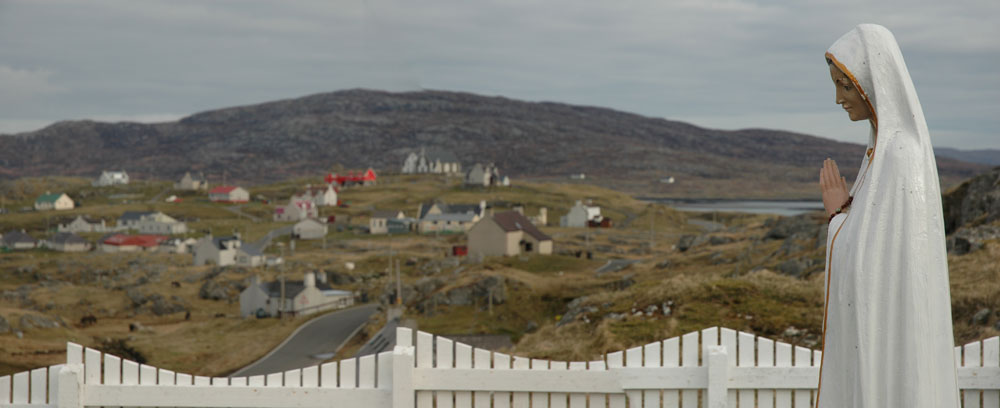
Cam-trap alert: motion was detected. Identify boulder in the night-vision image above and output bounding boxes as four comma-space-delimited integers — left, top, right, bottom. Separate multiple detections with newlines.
776, 258, 812, 279
0, 315, 10, 333
126, 288, 149, 306
943, 168, 1000, 234
676, 234, 708, 252
765, 214, 820, 240
149, 295, 187, 316
19, 314, 60, 330
972, 308, 992, 325
199, 280, 230, 301
947, 225, 1000, 255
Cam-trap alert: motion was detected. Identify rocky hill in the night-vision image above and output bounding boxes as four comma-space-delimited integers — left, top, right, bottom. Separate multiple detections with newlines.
0, 89, 987, 197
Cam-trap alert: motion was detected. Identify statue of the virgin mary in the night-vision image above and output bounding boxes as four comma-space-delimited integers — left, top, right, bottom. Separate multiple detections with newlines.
817, 24, 960, 407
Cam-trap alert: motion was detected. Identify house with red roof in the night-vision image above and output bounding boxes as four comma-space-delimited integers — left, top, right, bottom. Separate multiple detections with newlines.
324, 168, 376, 187
467, 210, 553, 257
209, 186, 249, 203
99, 234, 168, 253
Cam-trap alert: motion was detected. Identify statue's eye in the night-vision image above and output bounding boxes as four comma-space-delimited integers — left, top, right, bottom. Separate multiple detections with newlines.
843, 84, 851, 91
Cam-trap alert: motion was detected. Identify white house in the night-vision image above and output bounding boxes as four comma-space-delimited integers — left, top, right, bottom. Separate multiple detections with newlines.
369, 210, 406, 234
209, 186, 250, 203
560, 200, 602, 227
292, 218, 328, 240
159, 237, 198, 254
468, 211, 554, 257
401, 148, 462, 174
293, 184, 338, 207
274, 199, 318, 222
45, 232, 91, 252
175, 172, 208, 191
191, 235, 263, 267
118, 211, 187, 234
239, 272, 354, 318
34, 193, 74, 211
417, 201, 486, 234
92, 170, 129, 187
1, 231, 37, 250
58, 215, 111, 233
465, 163, 510, 187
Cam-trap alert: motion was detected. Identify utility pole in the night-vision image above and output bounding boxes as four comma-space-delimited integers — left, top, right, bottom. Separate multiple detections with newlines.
649, 209, 655, 254
279, 274, 286, 318
395, 259, 402, 306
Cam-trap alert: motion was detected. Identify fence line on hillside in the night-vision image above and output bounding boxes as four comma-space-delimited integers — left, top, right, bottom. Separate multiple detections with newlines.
2, 326, 999, 408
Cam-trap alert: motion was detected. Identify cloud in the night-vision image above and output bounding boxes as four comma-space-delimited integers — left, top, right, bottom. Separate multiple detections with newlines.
0, 65, 66, 103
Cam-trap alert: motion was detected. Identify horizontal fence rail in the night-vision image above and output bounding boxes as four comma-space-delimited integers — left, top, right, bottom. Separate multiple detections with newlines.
2, 327, 998, 408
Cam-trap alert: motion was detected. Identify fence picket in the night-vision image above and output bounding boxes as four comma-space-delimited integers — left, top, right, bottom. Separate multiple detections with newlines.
12, 372, 27, 404
46, 364, 62, 404
454, 344, 472, 408
983, 337, 999, 407
738, 332, 755, 408
0, 375, 9, 404
493, 353, 512, 408
30, 367, 46, 404
303, 366, 319, 388
966, 341, 983, 408
758, 337, 775, 408
660, 337, 679, 408
721, 329, 737, 408
775, 341, 792, 408
588, 361, 608, 408
436, 337, 454, 408
625, 346, 643, 408
360, 354, 376, 389
139, 364, 157, 386
66, 343, 83, 365
84, 348, 101, 384
194, 375, 210, 386
606, 351, 626, 408
248, 375, 265, 387
681, 331, 698, 408
473, 348, 491, 408
230, 377, 248, 387
103, 355, 121, 385
793, 347, 811, 408
531, 359, 550, 408
568, 362, 587, 408
122, 360, 139, 385
177, 373, 192, 386
320, 362, 337, 388
549, 361, 567, 408
643, 341, 661, 408
158, 369, 175, 385
285, 369, 301, 388
512, 357, 530, 408
341, 358, 358, 389
377, 352, 393, 390
212, 377, 228, 387
416, 332, 433, 408
265, 373, 281, 387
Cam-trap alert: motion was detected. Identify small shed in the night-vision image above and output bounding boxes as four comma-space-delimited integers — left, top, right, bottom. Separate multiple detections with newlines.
293, 218, 328, 240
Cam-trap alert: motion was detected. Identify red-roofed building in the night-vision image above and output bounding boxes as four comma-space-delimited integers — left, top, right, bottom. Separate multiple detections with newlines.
325, 168, 376, 187
100, 234, 168, 253
209, 186, 249, 203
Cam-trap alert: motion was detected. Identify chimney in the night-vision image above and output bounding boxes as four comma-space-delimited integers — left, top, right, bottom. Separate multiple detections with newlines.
316, 271, 328, 284
304, 272, 315, 288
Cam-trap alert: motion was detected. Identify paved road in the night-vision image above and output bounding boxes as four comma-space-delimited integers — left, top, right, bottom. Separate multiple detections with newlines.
230, 303, 379, 377
223, 204, 262, 222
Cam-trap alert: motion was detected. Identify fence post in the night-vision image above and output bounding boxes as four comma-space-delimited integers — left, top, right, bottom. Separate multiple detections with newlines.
56, 365, 83, 408
706, 346, 728, 408
392, 345, 415, 408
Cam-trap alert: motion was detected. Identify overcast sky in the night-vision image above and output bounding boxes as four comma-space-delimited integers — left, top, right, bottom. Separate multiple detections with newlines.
1, 0, 997, 149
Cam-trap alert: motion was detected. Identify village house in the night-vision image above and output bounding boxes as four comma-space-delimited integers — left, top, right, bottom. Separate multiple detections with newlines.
274, 199, 318, 222
99, 234, 168, 253
159, 237, 198, 254
191, 235, 263, 267
118, 211, 187, 234
292, 218, 328, 240
1, 231, 37, 250
34, 192, 74, 211
369, 210, 407, 234
465, 163, 510, 187
239, 272, 354, 318
92, 170, 129, 187
292, 184, 338, 207
401, 148, 462, 174
468, 211, 554, 257
209, 186, 250, 203
417, 201, 486, 234
44, 232, 91, 252
174, 172, 208, 191
560, 200, 602, 227
58, 215, 112, 233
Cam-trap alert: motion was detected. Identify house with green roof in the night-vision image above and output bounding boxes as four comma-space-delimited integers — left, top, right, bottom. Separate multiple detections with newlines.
34, 192, 74, 211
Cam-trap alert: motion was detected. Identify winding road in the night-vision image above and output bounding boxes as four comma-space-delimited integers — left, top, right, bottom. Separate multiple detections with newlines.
230, 303, 379, 377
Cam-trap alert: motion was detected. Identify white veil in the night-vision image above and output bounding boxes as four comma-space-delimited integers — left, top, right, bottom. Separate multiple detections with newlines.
818, 24, 959, 407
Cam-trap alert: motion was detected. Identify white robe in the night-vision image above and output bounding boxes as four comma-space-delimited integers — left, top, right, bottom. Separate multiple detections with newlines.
818, 24, 960, 408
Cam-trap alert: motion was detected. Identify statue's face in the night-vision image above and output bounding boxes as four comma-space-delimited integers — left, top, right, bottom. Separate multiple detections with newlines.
829, 64, 871, 122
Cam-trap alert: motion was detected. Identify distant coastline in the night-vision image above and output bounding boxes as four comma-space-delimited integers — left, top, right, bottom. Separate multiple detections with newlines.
640, 197, 823, 216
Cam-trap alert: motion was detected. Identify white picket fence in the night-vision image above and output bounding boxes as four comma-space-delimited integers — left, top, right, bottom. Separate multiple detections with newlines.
2, 326, 999, 408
